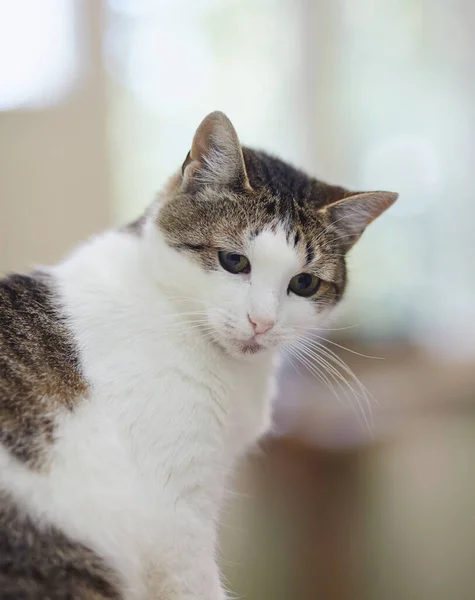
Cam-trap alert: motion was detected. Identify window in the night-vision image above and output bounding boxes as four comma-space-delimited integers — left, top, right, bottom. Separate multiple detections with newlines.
0, 0, 80, 110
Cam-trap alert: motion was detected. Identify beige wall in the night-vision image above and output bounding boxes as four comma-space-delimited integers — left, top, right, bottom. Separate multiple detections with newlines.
0, 1, 111, 274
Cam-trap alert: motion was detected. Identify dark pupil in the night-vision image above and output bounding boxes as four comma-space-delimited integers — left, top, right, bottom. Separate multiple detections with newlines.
296, 273, 313, 290
228, 254, 242, 267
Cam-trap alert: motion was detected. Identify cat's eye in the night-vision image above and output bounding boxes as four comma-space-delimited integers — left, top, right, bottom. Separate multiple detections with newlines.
288, 273, 321, 297
218, 250, 250, 274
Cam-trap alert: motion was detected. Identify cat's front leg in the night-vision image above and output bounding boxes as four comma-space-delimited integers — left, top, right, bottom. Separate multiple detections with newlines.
146, 556, 226, 600
144, 517, 226, 600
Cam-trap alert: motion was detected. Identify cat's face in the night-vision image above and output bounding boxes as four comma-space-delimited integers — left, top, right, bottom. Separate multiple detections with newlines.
188, 226, 338, 356
156, 111, 397, 357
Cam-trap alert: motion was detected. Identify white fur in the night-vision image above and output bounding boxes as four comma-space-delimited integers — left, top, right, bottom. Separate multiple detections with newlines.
0, 219, 325, 599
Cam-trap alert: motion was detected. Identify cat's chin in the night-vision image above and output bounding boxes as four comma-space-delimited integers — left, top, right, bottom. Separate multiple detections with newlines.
211, 334, 276, 359
236, 339, 264, 355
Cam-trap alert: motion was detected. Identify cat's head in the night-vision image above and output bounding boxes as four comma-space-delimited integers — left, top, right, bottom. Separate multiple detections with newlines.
154, 111, 397, 357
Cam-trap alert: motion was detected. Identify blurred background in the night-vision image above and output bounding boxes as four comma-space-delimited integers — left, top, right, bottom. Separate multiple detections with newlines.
1, 1, 475, 598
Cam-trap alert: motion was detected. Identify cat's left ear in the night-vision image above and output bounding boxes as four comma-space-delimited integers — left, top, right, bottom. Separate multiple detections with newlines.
181, 111, 252, 192
322, 191, 398, 251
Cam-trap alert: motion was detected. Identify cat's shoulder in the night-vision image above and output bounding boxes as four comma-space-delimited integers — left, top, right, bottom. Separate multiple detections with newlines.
0, 271, 88, 468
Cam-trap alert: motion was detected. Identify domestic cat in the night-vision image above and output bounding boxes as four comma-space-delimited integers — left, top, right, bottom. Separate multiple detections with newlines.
0, 111, 397, 599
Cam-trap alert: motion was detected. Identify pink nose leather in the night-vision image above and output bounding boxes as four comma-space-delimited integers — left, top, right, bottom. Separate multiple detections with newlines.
248, 315, 275, 335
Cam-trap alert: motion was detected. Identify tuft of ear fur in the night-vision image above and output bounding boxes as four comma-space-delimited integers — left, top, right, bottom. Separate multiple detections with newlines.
181, 111, 251, 192
322, 191, 398, 251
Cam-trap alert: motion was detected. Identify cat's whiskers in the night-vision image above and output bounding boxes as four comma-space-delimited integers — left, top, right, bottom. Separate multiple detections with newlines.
298, 336, 376, 422
285, 345, 347, 408
301, 336, 376, 407
156, 306, 230, 327
290, 342, 372, 431
293, 323, 362, 332
306, 334, 384, 360
159, 321, 214, 335
155, 310, 209, 323
290, 340, 361, 410
283, 350, 304, 378
282, 333, 375, 432
157, 320, 209, 332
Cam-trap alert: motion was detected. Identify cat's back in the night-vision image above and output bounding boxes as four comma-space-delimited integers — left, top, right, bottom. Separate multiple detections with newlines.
0, 491, 121, 599
0, 274, 125, 598
0, 272, 88, 469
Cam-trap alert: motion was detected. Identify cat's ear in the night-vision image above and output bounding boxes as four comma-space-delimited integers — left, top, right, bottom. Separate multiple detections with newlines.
181, 111, 252, 192
322, 191, 398, 251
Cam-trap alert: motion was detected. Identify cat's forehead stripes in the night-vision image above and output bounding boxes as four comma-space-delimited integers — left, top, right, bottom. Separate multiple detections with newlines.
246, 227, 301, 279
158, 156, 348, 292
157, 111, 396, 306
156, 144, 393, 308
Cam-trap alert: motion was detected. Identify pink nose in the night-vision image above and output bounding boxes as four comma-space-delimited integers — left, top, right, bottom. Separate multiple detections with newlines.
248, 315, 275, 335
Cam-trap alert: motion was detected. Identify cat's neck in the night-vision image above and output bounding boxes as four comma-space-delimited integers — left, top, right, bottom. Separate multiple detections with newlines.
52, 226, 203, 340
49, 227, 275, 498
51, 225, 276, 390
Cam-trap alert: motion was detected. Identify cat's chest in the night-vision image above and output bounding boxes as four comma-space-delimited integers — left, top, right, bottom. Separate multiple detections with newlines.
123, 352, 270, 451
84, 328, 273, 469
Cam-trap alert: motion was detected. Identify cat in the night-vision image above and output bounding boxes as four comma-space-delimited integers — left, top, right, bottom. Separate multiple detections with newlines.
0, 111, 397, 599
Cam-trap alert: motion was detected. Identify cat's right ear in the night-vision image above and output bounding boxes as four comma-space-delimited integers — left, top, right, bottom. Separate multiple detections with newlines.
322, 190, 398, 251
181, 111, 252, 192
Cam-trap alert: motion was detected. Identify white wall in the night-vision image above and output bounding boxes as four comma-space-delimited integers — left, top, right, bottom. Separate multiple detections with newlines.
0, 0, 111, 274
